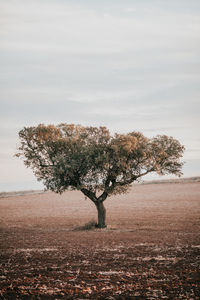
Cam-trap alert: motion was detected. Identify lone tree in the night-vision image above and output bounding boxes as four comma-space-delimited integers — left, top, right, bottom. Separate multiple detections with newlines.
16, 124, 184, 228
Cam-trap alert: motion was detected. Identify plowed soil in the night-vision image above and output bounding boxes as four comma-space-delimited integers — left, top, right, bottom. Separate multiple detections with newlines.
0, 182, 200, 299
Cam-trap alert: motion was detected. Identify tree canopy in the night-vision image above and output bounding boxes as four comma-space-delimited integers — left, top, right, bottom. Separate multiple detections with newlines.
16, 124, 185, 227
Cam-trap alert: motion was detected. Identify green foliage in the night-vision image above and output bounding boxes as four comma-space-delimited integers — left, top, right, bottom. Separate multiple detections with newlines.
16, 124, 185, 202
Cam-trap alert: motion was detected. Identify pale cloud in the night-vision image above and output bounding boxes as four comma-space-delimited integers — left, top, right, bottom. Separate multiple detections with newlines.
1, 1, 200, 55
124, 8, 137, 13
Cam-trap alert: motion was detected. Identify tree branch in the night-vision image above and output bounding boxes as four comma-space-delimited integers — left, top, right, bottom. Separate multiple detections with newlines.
81, 188, 97, 203
135, 167, 155, 179
115, 167, 155, 187
39, 163, 56, 168
98, 178, 116, 202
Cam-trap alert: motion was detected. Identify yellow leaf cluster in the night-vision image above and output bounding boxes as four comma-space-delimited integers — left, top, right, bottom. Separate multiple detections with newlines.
112, 135, 138, 153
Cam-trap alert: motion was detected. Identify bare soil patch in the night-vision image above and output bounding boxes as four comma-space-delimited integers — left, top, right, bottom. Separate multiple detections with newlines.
0, 182, 200, 299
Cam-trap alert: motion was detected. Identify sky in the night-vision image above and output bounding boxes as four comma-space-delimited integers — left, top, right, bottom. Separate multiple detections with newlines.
0, 0, 200, 191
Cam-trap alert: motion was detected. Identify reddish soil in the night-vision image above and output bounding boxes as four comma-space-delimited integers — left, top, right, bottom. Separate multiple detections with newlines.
0, 182, 200, 299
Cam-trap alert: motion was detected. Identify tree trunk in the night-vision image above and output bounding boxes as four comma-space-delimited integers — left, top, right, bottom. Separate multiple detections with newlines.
95, 201, 106, 228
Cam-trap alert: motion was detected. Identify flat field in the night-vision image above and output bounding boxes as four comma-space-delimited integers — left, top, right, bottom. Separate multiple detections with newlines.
0, 181, 200, 299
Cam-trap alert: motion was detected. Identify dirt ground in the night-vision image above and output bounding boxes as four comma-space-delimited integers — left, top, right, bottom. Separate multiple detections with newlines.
0, 182, 200, 299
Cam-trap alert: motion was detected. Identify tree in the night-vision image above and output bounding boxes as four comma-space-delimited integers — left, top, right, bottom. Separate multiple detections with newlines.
16, 124, 185, 228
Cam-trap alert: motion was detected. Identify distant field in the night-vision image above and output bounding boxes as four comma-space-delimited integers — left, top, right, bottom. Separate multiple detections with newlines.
1, 176, 200, 198
0, 181, 200, 299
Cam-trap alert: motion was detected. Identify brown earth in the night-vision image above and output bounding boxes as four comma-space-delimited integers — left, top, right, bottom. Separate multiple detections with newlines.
0, 182, 200, 299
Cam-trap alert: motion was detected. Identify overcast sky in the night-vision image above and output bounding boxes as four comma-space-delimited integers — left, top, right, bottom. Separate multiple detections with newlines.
0, 0, 200, 191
